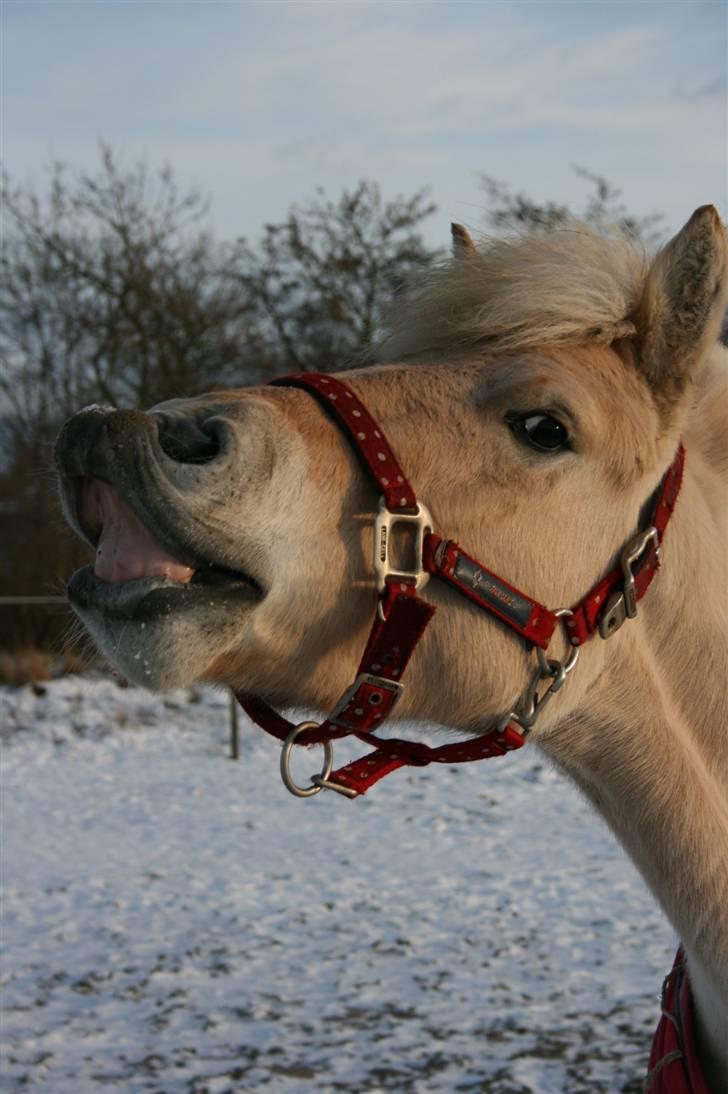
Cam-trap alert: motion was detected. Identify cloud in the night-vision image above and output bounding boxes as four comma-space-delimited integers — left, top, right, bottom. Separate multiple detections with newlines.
4, 0, 726, 244
674, 74, 727, 101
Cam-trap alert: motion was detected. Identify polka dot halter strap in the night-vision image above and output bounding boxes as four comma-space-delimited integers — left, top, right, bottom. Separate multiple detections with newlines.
236, 373, 685, 800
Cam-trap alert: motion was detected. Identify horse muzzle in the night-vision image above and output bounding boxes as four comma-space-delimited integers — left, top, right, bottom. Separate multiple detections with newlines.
55, 403, 263, 621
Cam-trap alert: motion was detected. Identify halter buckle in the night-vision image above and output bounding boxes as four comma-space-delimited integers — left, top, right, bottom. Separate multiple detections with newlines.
599, 527, 659, 639
330, 672, 404, 728
373, 499, 433, 593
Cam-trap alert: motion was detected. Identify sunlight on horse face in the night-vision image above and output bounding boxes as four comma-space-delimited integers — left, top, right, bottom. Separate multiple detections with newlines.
55, 207, 727, 737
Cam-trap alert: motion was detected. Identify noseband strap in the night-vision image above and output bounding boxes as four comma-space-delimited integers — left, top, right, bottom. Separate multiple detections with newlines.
236, 372, 685, 799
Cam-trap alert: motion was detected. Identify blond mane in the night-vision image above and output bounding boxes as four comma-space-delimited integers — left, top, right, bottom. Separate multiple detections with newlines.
380, 223, 650, 360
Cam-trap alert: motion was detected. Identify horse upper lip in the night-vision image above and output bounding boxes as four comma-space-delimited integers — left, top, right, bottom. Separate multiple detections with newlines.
55, 406, 261, 592
62, 472, 197, 569
66, 474, 261, 592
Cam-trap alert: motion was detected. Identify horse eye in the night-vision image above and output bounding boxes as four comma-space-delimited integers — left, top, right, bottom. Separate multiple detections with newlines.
508, 412, 570, 453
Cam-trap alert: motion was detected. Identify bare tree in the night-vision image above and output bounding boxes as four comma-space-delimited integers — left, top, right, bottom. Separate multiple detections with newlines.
1, 147, 270, 440
0, 147, 268, 626
228, 181, 441, 373
479, 166, 666, 246
0, 157, 441, 647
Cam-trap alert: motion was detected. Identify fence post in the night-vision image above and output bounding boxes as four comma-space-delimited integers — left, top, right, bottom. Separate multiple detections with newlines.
229, 690, 239, 760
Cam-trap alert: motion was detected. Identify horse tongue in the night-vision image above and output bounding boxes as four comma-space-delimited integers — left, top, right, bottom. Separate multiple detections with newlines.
87, 480, 195, 585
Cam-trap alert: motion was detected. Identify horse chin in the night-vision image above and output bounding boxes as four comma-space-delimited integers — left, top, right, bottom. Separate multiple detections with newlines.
68, 564, 261, 689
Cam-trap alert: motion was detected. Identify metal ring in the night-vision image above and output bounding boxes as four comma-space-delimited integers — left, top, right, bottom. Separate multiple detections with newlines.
280, 721, 334, 798
553, 609, 581, 674
536, 608, 582, 673
544, 657, 567, 693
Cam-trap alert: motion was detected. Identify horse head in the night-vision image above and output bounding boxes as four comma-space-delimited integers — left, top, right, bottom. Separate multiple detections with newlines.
55, 205, 728, 1085
55, 206, 726, 725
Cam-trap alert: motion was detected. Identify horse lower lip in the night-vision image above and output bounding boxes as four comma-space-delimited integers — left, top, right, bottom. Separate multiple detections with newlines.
67, 565, 259, 620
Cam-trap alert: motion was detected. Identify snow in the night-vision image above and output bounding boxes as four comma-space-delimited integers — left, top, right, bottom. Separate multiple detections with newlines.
1, 676, 674, 1092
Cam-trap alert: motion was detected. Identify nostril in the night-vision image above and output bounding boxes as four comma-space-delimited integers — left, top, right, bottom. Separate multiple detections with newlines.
155, 414, 222, 464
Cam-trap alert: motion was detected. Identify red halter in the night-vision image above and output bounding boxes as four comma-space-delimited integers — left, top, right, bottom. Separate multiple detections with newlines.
236, 372, 685, 799
646, 948, 711, 1094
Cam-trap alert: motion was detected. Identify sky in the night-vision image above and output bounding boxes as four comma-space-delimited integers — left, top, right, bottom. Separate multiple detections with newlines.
2, 0, 727, 249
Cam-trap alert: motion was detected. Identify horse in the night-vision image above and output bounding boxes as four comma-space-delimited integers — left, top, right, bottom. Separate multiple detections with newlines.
55, 205, 728, 1091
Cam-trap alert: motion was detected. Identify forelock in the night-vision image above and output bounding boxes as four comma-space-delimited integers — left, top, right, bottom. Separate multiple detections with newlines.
378, 222, 649, 362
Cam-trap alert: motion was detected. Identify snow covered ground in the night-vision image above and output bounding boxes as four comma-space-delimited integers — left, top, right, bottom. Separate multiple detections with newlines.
2, 676, 674, 1093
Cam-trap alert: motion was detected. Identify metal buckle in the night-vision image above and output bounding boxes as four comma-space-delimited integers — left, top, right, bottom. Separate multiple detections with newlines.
331, 672, 404, 727
538, 609, 581, 675
599, 527, 659, 639
373, 499, 433, 593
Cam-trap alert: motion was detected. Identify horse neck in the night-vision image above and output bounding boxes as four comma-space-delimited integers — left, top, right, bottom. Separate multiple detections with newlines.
544, 450, 728, 1070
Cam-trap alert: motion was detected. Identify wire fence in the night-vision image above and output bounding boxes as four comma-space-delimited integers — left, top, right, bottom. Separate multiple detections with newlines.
0, 596, 241, 759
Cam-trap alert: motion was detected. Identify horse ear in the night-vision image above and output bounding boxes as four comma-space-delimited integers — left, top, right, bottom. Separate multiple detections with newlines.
451, 222, 477, 258
632, 205, 728, 404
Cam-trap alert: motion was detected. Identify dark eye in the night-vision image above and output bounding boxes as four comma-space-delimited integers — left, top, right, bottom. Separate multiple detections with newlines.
508, 412, 570, 453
